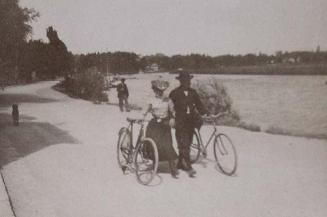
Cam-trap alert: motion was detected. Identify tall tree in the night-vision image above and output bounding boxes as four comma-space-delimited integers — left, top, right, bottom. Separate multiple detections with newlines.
0, 0, 38, 84
46, 26, 72, 78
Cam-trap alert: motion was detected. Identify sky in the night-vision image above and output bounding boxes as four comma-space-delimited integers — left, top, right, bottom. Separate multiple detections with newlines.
20, 0, 327, 56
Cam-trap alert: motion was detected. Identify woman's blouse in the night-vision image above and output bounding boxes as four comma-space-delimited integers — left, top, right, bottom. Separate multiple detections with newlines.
148, 97, 170, 119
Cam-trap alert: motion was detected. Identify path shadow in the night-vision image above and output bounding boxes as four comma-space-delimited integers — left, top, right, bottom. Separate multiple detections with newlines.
0, 113, 78, 168
157, 162, 171, 173
214, 164, 238, 177
146, 174, 163, 187
192, 155, 214, 168
105, 102, 142, 111
0, 93, 57, 110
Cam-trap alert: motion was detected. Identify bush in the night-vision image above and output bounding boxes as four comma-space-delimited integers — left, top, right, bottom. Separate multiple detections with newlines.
265, 125, 327, 139
58, 72, 108, 102
193, 78, 240, 126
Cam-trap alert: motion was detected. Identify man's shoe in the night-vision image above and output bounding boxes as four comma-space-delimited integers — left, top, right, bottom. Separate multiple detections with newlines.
169, 161, 179, 179
187, 167, 196, 178
171, 170, 179, 179
177, 159, 188, 171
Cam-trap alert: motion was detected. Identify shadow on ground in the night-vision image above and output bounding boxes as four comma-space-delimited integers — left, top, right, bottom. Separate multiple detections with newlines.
105, 102, 142, 111
0, 113, 78, 168
0, 93, 57, 110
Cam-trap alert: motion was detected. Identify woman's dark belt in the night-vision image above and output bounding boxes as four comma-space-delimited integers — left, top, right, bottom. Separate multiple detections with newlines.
152, 116, 169, 123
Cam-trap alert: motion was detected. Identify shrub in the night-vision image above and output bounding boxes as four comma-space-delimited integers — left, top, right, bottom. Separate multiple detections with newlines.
193, 78, 240, 126
58, 72, 108, 102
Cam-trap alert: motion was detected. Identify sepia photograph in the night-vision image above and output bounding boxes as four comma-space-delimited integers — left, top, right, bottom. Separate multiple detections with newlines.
1, 0, 327, 216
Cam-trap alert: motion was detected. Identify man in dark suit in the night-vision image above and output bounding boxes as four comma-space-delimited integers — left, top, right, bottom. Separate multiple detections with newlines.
116, 78, 129, 112
169, 71, 207, 177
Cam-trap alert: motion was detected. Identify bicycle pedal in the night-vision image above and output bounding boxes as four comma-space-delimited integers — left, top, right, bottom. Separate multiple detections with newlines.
121, 165, 128, 173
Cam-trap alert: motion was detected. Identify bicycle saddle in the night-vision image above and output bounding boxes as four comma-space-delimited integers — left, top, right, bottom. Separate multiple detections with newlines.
126, 117, 143, 123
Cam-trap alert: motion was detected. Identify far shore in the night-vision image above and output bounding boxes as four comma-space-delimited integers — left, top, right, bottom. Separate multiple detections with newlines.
168, 63, 327, 76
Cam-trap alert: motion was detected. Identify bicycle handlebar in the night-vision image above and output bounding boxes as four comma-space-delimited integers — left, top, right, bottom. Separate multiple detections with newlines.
126, 117, 146, 124
201, 112, 230, 121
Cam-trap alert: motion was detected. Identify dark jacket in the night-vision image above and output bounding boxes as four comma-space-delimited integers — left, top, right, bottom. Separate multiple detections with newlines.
116, 83, 129, 98
169, 86, 206, 123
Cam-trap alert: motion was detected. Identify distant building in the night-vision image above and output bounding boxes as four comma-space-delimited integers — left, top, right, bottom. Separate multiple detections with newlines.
145, 63, 159, 72
282, 56, 302, 64
283, 57, 296, 63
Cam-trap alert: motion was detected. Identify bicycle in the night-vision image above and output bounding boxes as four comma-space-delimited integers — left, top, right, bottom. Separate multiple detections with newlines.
189, 113, 238, 176
117, 117, 159, 185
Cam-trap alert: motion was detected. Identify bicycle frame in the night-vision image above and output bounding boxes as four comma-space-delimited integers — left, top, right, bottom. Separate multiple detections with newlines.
196, 120, 219, 155
123, 119, 147, 164
191, 114, 238, 175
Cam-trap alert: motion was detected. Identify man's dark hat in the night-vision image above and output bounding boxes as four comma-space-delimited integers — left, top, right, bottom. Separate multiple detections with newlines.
175, 71, 193, 80
121, 78, 125, 82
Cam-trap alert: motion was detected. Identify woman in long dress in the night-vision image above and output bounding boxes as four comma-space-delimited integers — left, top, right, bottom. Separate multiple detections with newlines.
143, 79, 179, 178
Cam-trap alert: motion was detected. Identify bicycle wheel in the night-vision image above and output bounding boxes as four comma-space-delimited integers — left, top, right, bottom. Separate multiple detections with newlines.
134, 138, 158, 185
117, 127, 132, 169
190, 130, 201, 163
213, 133, 237, 176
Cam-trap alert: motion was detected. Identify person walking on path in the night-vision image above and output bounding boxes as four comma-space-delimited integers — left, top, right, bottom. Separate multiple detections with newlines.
12, 104, 19, 126
169, 71, 207, 177
143, 79, 179, 178
116, 78, 129, 112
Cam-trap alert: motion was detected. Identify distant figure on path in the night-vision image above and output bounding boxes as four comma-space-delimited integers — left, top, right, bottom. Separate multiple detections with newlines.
169, 71, 207, 177
144, 79, 179, 178
116, 78, 129, 112
12, 104, 19, 126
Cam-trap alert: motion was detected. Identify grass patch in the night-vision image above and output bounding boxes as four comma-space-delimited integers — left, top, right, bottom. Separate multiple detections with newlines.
265, 126, 327, 140
237, 121, 261, 132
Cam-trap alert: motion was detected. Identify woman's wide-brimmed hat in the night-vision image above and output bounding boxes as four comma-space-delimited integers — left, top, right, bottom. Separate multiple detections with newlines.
151, 79, 169, 91
175, 71, 194, 80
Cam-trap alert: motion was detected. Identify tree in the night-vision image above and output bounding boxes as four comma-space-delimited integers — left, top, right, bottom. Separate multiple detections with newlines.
0, 0, 38, 84
19, 40, 49, 81
46, 26, 73, 78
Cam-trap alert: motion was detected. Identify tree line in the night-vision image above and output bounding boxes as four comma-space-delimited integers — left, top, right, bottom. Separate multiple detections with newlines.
77, 50, 327, 74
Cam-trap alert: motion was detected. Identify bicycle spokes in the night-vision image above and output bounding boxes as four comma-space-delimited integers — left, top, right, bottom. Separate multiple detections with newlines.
190, 131, 201, 163
120, 147, 132, 163
134, 139, 158, 185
